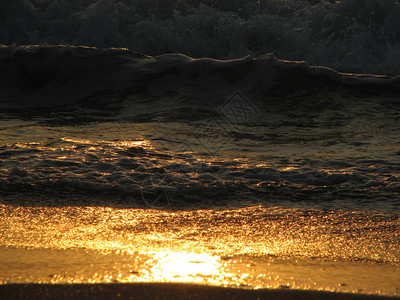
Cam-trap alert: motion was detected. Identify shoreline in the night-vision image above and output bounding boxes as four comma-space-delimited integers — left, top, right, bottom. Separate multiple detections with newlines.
1, 245, 399, 297
1, 283, 399, 300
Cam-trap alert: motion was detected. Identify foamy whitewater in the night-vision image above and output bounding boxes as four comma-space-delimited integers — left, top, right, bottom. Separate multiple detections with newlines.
2, 0, 400, 74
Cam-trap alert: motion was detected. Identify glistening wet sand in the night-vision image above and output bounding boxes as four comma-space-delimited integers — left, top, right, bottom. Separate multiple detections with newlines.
1, 206, 399, 296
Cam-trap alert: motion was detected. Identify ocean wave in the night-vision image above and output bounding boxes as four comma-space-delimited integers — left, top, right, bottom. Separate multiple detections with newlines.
1, 44, 399, 210
1, 45, 399, 114
1, 0, 400, 74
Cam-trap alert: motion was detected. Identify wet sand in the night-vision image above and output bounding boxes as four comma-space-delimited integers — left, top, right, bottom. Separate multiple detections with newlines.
1, 283, 399, 300
0, 205, 399, 298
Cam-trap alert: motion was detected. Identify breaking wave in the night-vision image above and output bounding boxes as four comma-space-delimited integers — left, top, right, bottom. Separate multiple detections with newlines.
2, 0, 400, 74
1, 45, 399, 113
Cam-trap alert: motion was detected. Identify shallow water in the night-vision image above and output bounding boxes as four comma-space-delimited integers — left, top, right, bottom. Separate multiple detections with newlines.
0, 119, 399, 212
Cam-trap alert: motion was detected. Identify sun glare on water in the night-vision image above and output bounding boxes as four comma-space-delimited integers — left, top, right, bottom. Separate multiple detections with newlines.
139, 252, 221, 283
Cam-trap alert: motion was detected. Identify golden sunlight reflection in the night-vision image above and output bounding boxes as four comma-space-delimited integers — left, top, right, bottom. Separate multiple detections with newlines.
61, 137, 151, 148
138, 252, 221, 283
60, 137, 94, 144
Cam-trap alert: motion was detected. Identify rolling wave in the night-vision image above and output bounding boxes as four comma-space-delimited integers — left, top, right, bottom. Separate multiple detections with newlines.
1, 45, 399, 114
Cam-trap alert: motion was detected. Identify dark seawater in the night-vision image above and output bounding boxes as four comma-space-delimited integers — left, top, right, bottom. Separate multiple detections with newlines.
0, 45, 399, 214
0, 0, 399, 212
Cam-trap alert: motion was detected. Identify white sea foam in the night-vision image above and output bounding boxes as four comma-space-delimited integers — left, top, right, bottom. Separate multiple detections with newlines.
2, 0, 400, 74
